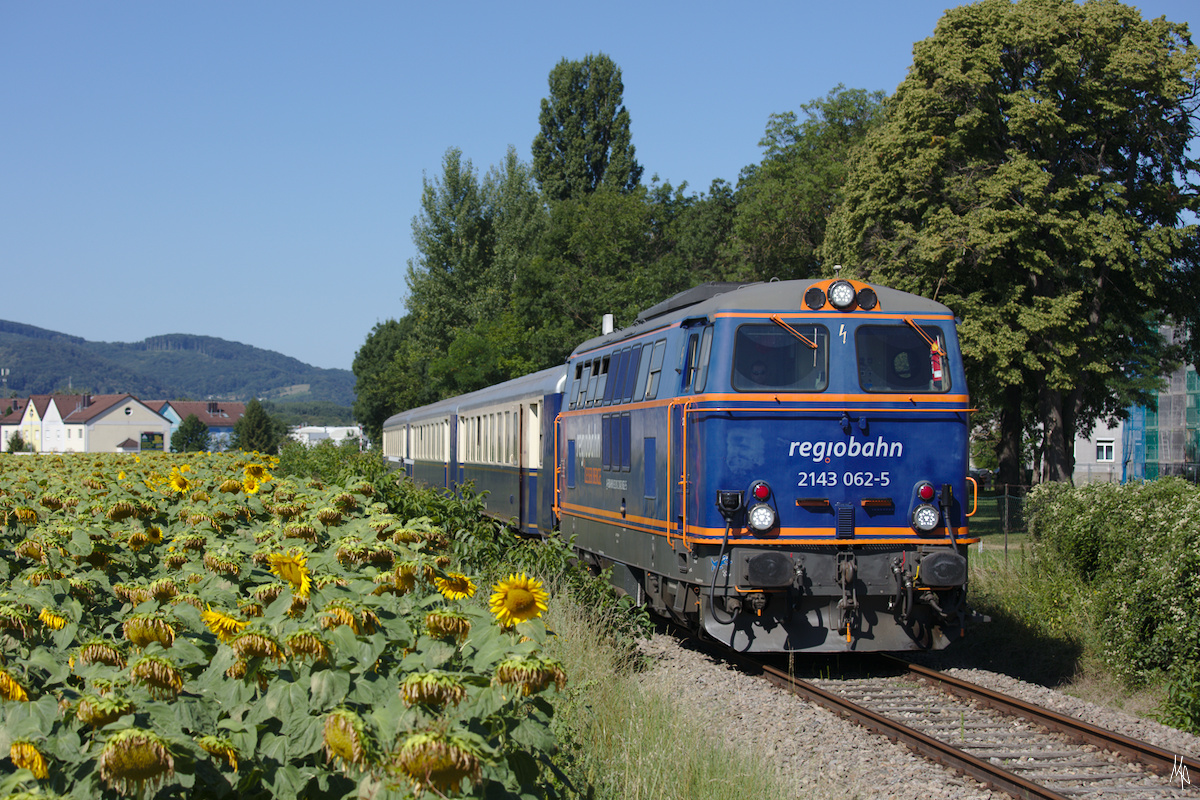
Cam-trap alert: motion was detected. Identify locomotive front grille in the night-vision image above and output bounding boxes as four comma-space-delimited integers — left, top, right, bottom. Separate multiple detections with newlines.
835, 505, 855, 539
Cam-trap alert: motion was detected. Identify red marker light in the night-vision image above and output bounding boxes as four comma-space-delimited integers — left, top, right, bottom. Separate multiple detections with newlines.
752, 482, 771, 501
918, 483, 935, 502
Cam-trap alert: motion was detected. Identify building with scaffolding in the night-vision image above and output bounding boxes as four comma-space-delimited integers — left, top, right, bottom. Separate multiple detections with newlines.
1075, 328, 1198, 485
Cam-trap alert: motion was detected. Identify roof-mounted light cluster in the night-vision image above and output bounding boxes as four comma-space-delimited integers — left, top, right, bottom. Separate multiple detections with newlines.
803, 279, 878, 312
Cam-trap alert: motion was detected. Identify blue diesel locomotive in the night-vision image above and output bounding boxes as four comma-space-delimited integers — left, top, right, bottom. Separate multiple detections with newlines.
382, 278, 979, 652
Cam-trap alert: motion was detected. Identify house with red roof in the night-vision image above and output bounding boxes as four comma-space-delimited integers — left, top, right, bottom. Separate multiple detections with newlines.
150, 400, 245, 451
7, 394, 172, 453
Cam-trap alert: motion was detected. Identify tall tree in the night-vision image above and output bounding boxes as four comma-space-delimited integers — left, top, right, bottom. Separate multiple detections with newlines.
171, 414, 210, 453
352, 318, 410, 446
231, 399, 286, 455
730, 85, 887, 282
532, 53, 643, 201
405, 148, 493, 357
824, 0, 1199, 484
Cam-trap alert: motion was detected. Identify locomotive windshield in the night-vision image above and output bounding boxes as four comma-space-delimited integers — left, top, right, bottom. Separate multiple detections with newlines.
733, 324, 828, 391
856, 324, 951, 393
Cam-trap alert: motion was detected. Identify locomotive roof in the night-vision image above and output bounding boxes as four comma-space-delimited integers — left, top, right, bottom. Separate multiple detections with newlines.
571, 278, 953, 356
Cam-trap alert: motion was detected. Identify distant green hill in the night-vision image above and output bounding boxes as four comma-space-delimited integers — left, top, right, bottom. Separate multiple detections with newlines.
0, 323, 355, 407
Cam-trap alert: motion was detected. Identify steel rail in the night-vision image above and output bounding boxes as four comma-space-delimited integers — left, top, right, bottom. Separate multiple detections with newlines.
885, 655, 1200, 779
751, 659, 1074, 800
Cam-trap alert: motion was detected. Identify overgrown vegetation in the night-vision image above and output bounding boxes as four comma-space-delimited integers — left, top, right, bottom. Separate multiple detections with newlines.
958, 479, 1200, 734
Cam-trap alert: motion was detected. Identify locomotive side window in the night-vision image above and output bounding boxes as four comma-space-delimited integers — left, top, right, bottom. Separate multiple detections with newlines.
604, 349, 628, 405
733, 324, 828, 391
644, 340, 667, 400
592, 356, 610, 406
856, 324, 950, 393
573, 367, 588, 410
681, 333, 700, 393
693, 327, 713, 393
621, 344, 642, 402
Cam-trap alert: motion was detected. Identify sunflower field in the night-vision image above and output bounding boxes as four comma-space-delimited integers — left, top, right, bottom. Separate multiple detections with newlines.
0, 452, 565, 799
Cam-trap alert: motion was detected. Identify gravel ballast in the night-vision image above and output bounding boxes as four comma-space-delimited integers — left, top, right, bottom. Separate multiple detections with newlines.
637, 633, 1200, 800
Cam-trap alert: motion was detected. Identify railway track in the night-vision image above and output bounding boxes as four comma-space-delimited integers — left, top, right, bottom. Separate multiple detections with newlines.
724, 650, 1199, 799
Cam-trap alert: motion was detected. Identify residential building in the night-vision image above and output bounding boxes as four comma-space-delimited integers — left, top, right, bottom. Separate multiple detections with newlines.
151, 400, 245, 451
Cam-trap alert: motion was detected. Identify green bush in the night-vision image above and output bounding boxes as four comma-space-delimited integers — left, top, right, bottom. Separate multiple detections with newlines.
1024, 478, 1200, 731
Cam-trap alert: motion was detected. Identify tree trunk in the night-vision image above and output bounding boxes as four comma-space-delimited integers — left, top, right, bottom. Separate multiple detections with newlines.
995, 384, 1024, 485
1038, 384, 1073, 483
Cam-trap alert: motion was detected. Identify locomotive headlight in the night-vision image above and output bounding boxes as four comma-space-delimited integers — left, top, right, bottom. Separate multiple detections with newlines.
747, 503, 777, 533
828, 280, 857, 309
912, 504, 940, 532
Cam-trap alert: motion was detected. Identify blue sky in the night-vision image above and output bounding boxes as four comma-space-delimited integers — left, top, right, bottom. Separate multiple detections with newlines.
2, 1, 1196, 373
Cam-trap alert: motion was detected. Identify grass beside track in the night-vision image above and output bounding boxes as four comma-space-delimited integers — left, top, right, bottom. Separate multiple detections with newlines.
542, 589, 796, 800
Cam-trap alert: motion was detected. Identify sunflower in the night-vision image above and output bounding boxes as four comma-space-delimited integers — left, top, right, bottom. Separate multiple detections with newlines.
168, 471, 191, 494
75, 694, 136, 728
393, 731, 483, 795
488, 573, 549, 627
201, 606, 247, 643
285, 629, 331, 662
229, 630, 286, 663
425, 609, 471, 641
494, 655, 568, 696
242, 476, 261, 495
243, 462, 271, 481
323, 709, 377, 773
130, 655, 185, 698
98, 728, 175, 797
10, 739, 48, 779
196, 735, 239, 772
268, 550, 312, 599
39, 607, 68, 630
122, 613, 177, 648
400, 671, 467, 708
0, 667, 28, 701
434, 572, 476, 600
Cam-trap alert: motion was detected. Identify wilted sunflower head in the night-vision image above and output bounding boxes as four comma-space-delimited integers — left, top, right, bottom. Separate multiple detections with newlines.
196, 735, 239, 772
75, 693, 136, 728
78, 638, 126, 668
488, 573, 549, 627
425, 609, 471, 641
10, 739, 48, 779
285, 629, 331, 663
129, 655, 184, 698
393, 731, 483, 795
434, 572, 476, 600
243, 462, 271, 481
98, 728, 175, 797
323, 708, 378, 773
229, 629, 286, 663
400, 671, 468, 709
493, 655, 568, 696
122, 613, 177, 649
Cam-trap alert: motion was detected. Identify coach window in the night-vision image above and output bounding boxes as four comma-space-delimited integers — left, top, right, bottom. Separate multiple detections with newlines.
856, 324, 950, 393
643, 339, 667, 400
622, 344, 643, 402
733, 324, 829, 392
